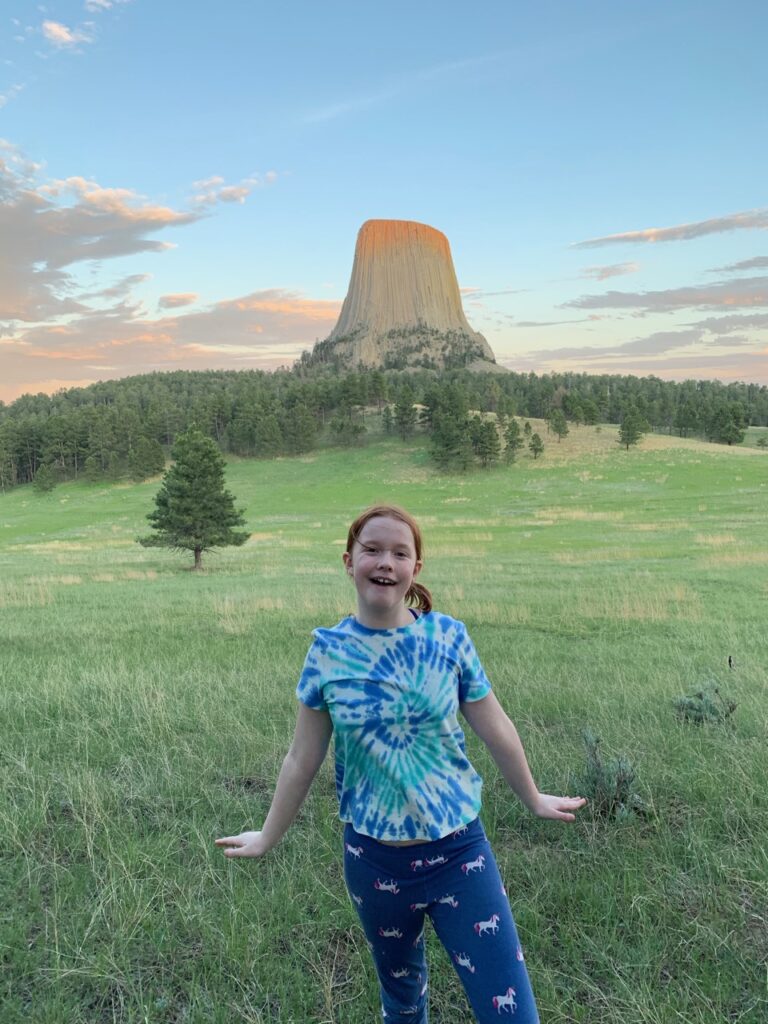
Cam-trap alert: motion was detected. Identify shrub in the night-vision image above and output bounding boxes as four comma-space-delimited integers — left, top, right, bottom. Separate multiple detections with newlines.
572, 729, 646, 821
673, 685, 737, 725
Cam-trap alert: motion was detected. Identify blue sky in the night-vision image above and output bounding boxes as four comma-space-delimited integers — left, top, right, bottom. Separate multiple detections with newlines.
1, 0, 767, 401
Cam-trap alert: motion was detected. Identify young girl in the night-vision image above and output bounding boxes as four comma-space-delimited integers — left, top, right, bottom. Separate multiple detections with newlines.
216, 504, 586, 1022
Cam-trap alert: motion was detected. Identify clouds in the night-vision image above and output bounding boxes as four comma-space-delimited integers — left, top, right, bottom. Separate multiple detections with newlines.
565, 276, 768, 314
708, 256, 768, 274
0, 154, 200, 324
192, 172, 278, 207
0, 135, 298, 399
574, 208, 768, 248
159, 293, 198, 309
582, 262, 639, 281
2, 289, 341, 402
0, 84, 24, 109
42, 21, 94, 49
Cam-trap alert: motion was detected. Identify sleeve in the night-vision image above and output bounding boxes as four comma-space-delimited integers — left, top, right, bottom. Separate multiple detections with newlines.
456, 622, 492, 704
295, 637, 328, 710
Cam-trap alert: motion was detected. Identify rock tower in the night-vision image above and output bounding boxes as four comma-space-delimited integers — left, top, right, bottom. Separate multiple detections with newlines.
306, 219, 497, 370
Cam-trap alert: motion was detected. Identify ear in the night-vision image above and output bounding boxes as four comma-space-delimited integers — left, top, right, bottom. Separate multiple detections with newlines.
342, 551, 353, 575
412, 560, 423, 579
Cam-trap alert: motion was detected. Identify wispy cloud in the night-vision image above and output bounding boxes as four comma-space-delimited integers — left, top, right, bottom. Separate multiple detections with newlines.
573, 208, 768, 248
42, 20, 94, 49
565, 276, 768, 313
84, 0, 133, 11
528, 329, 703, 362
515, 318, 594, 328
708, 256, 768, 274
0, 84, 25, 109
191, 171, 278, 206
582, 262, 640, 281
305, 51, 505, 123
159, 293, 198, 309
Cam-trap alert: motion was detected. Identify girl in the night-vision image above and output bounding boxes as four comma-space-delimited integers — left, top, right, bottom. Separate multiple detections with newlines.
216, 504, 586, 1022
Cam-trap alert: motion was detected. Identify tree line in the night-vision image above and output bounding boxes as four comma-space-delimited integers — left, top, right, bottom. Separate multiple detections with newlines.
2, 366, 766, 491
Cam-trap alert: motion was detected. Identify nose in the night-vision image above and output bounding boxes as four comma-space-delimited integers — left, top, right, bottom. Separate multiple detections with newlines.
376, 550, 393, 569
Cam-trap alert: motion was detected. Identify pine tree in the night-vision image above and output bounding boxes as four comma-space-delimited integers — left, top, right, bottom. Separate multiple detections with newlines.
394, 385, 418, 440
523, 420, 532, 439
32, 463, 57, 494
430, 412, 474, 471
471, 418, 501, 467
504, 418, 524, 462
529, 432, 544, 459
618, 408, 648, 450
129, 437, 166, 481
550, 409, 569, 443
138, 429, 248, 570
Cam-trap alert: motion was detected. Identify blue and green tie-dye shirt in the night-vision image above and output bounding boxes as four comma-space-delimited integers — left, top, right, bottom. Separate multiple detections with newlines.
296, 611, 492, 841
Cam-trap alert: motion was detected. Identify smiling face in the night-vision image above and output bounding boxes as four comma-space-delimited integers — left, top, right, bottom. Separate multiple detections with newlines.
343, 515, 422, 629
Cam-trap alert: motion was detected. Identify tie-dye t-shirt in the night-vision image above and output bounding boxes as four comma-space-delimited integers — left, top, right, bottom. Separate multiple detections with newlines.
295, 611, 492, 841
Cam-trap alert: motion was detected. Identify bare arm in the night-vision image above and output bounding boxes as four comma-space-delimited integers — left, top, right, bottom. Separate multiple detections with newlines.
461, 691, 586, 821
215, 703, 333, 858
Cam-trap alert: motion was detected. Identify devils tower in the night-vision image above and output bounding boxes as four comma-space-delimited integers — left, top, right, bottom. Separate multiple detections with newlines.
305, 220, 498, 371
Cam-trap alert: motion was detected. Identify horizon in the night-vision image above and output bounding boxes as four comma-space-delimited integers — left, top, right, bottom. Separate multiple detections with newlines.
2, 0, 767, 403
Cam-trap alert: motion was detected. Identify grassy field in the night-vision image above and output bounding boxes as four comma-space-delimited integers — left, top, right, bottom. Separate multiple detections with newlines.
2, 422, 767, 1023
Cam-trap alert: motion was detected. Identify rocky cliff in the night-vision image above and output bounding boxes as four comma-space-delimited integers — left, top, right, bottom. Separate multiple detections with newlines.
307, 220, 498, 371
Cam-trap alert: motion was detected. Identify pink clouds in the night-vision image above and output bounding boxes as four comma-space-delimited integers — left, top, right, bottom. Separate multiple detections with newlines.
574, 208, 768, 248
42, 21, 93, 49
159, 293, 198, 309
1, 289, 342, 402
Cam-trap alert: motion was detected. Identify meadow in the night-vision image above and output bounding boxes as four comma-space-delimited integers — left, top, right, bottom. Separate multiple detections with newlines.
2, 422, 767, 1023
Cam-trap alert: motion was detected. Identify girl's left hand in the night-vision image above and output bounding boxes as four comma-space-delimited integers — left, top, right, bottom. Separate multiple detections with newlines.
531, 793, 587, 822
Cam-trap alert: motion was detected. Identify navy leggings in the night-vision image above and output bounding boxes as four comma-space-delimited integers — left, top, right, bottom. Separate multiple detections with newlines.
343, 818, 539, 1022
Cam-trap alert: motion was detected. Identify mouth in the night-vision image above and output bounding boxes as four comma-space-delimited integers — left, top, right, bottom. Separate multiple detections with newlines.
370, 577, 397, 586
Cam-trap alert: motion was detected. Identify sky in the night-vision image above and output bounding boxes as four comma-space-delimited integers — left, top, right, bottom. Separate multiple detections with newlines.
1, 0, 767, 403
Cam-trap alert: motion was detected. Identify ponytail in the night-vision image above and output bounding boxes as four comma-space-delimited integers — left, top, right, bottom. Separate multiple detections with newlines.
406, 581, 432, 613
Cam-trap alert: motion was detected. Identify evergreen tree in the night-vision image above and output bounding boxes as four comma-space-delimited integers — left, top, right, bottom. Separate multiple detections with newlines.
618, 408, 648, 450
504, 418, 524, 462
550, 409, 569, 443
529, 432, 544, 459
430, 411, 474, 471
381, 405, 394, 435
281, 405, 317, 454
32, 463, 57, 494
523, 420, 533, 439
330, 405, 367, 446
394, 385, 418, 439
138, 429, 248, 570
129, 437, 166, 481
471, 417, 501, 467
706, 401, 747, 445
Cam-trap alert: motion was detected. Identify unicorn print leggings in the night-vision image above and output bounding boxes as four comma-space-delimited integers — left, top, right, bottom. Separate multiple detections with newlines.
343, 818, 539, 1022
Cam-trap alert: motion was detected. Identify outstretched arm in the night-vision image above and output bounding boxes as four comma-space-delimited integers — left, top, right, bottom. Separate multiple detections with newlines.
461, 692, 586, 821
215, 703, 333, 858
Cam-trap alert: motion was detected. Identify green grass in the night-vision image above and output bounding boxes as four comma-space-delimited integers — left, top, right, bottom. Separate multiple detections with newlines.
2, 427, 767, 1023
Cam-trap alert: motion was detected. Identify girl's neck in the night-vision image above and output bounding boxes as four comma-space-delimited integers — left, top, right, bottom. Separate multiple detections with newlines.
354, 604, 416, 630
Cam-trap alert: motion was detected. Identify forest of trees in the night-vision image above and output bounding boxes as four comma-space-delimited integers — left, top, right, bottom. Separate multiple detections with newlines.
1, 365, 766, 491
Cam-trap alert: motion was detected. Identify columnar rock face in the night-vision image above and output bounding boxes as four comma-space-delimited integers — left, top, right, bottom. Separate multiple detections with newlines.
308, 220, 498, 370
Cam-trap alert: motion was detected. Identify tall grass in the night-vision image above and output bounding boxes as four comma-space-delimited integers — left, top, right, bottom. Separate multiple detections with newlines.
1, 430, 766, 1022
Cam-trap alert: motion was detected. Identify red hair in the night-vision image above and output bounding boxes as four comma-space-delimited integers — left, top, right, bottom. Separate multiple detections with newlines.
346, 504, 432, 613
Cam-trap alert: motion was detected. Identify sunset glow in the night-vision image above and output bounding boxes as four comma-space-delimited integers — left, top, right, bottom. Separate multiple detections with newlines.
1, 1, 766, 401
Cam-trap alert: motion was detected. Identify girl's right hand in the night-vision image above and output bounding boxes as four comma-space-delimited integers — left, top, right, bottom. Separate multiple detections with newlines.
214, 830, 271, 858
